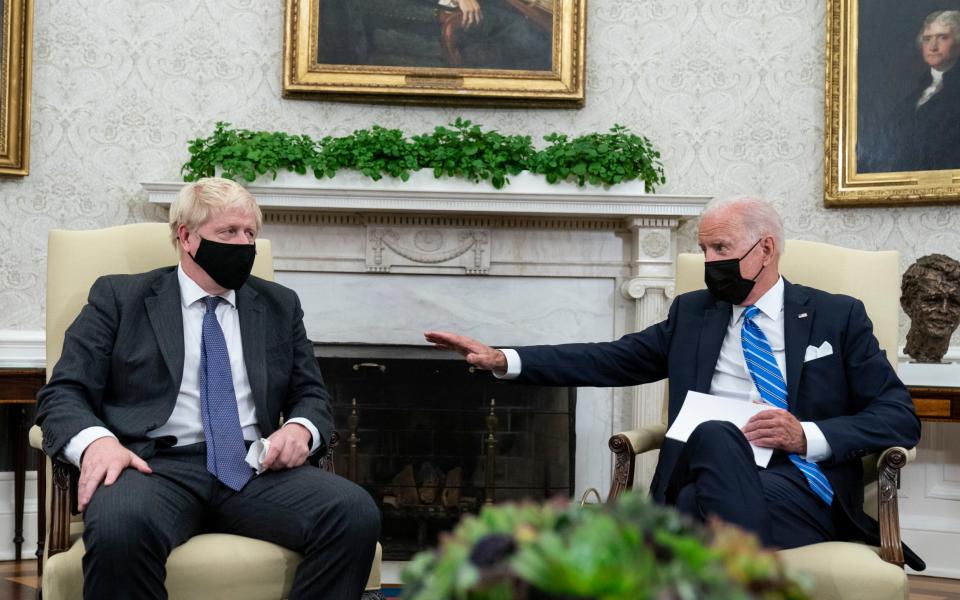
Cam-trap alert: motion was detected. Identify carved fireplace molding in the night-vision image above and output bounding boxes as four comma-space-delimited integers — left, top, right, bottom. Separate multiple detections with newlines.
144, 175, 710, 489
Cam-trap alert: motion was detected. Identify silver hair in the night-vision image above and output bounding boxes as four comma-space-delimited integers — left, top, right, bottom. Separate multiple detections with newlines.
917, 11, 960, 47
699, 196, 785, 253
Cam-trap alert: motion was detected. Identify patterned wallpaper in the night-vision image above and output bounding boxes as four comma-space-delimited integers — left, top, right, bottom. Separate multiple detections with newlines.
1, 0, 957, 346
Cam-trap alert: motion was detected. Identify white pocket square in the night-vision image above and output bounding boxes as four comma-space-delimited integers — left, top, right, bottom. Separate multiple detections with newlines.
804, 341, 833, 362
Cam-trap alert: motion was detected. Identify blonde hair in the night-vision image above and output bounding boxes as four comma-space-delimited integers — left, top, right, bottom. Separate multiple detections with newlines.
168, 178, 262, 248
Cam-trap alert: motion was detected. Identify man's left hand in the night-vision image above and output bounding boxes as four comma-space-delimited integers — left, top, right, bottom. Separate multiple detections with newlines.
742, 409, 807, 455
263, 423, 312, 471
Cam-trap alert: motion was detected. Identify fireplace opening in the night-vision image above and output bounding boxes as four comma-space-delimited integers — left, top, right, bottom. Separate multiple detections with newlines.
316, 345, 576, 560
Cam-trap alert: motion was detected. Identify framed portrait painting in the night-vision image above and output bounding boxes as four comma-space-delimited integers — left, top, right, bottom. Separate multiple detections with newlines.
283, 0, 585, 107
825, 0, 960, 206
0, 0, 33, 176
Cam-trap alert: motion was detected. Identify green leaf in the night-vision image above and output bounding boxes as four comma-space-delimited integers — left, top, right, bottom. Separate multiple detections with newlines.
180, 121, 665, 191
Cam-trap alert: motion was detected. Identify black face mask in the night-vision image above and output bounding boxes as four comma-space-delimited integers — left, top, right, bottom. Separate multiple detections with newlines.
703, 238, 764, 305
190, 237, 257, 290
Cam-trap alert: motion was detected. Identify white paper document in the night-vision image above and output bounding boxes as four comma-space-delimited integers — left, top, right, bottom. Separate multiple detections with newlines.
666, 391, 774, 468
245, 438, 271, 474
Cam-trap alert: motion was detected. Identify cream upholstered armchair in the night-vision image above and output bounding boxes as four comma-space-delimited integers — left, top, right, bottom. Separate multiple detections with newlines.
30, 223, 382, 600
607, 240, 915, 600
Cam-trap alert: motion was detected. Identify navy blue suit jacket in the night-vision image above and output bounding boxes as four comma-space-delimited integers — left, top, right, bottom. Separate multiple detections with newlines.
514, 280, 922, 569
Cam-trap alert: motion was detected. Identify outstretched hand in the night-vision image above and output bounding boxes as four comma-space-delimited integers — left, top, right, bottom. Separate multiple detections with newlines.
424, 331, 507, 374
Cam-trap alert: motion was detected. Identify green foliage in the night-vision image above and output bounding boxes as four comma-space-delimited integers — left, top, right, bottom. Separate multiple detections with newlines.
182, 122, 319, 183
411, 118, 535, 189
400, 493, 810, 600
316, 126, 419, 181
181, 121, 667, 191
528, 125, 666, 192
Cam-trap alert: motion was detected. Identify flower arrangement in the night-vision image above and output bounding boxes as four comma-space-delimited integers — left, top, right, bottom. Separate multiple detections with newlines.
400, 492, 809, 600
180, 120, 666, 192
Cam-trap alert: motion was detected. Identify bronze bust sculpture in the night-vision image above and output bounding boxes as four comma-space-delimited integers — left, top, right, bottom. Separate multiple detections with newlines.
900, 254, 960, 363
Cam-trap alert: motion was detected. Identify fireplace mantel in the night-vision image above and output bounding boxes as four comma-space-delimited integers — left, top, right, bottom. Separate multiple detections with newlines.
143, 171, 707, 219
142, 175, 709, 497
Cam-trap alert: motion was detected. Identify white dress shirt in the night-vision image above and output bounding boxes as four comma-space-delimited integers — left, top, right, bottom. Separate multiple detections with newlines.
498, 276, 832, 463
63, 265, 321, 466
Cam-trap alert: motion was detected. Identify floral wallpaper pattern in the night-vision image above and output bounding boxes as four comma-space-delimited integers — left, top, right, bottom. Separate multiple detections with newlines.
1, 0, 957, 346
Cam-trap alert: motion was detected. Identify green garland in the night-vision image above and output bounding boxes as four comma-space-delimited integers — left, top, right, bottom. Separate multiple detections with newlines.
181, 119, 666, 191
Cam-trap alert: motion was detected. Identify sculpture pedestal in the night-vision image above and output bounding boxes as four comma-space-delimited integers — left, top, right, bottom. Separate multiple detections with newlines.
897, 360, 960, 578
900, 361, 960, 422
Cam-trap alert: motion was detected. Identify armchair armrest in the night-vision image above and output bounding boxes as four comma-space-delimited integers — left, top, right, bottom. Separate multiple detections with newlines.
316, 431, 339, 472
607, 424, 667, 502
876, 446, 911, 567
30, 425, 78, 560
605, 424, 913, 568
29, 424, 43, 451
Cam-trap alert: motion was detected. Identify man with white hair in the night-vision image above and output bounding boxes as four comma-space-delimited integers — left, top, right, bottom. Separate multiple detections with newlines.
426, 196, 924, 570
37, 178, 380, 599
877, 10, 960, 172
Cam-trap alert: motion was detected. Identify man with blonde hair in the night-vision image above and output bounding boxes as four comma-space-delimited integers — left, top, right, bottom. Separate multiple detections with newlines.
426, 196, 923, 570
37, 178, 380, 599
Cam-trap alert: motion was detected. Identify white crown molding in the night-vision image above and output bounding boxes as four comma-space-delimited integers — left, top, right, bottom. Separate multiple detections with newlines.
143, 171, 711, 219
0, 329, 44, 368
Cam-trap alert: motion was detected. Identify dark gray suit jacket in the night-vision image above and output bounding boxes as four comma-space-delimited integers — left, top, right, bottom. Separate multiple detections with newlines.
36, 266, 333, 460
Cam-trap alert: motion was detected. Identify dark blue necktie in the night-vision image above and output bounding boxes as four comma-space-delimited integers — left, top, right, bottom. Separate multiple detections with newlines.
199, 296, 253, 491
741, 306, 834, 505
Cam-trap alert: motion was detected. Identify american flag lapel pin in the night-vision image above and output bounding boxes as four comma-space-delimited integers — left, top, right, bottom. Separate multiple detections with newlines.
798, 313, 808, 318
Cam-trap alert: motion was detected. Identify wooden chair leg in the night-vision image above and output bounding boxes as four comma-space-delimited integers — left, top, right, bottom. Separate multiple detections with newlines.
36, 448, 45, 579
877, 447, 907, 567
48, 460, 73, 558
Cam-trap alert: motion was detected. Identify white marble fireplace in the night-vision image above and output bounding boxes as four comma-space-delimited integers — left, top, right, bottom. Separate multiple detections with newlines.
145, 173, 710, 499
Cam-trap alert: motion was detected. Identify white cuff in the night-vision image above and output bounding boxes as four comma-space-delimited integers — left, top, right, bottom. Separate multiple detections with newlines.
494, 348, 522, 380
63, 427, 117, 468
284, 418, 323, 455
800, 422, 833, 463
438, 0, 459, 7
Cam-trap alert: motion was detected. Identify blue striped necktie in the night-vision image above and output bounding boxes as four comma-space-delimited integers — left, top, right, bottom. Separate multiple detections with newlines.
741, 305, 834, 505
199, 296, 253, 491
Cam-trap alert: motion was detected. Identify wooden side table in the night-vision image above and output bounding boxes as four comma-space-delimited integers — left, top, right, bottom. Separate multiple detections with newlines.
0, 368, 45, 561
908, 386, 960, 422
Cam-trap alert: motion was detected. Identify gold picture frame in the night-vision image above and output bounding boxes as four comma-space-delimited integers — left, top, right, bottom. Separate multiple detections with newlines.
283, 0, 585, 107
0, 0, 33, 176
825, 0, 960, 207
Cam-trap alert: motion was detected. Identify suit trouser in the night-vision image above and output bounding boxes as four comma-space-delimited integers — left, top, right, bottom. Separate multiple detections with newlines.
667, 420, 835, 550
81, 443, 381, 600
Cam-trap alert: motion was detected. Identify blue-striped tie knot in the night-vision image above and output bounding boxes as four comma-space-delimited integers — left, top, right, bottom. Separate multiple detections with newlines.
743, 305, 761, 321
